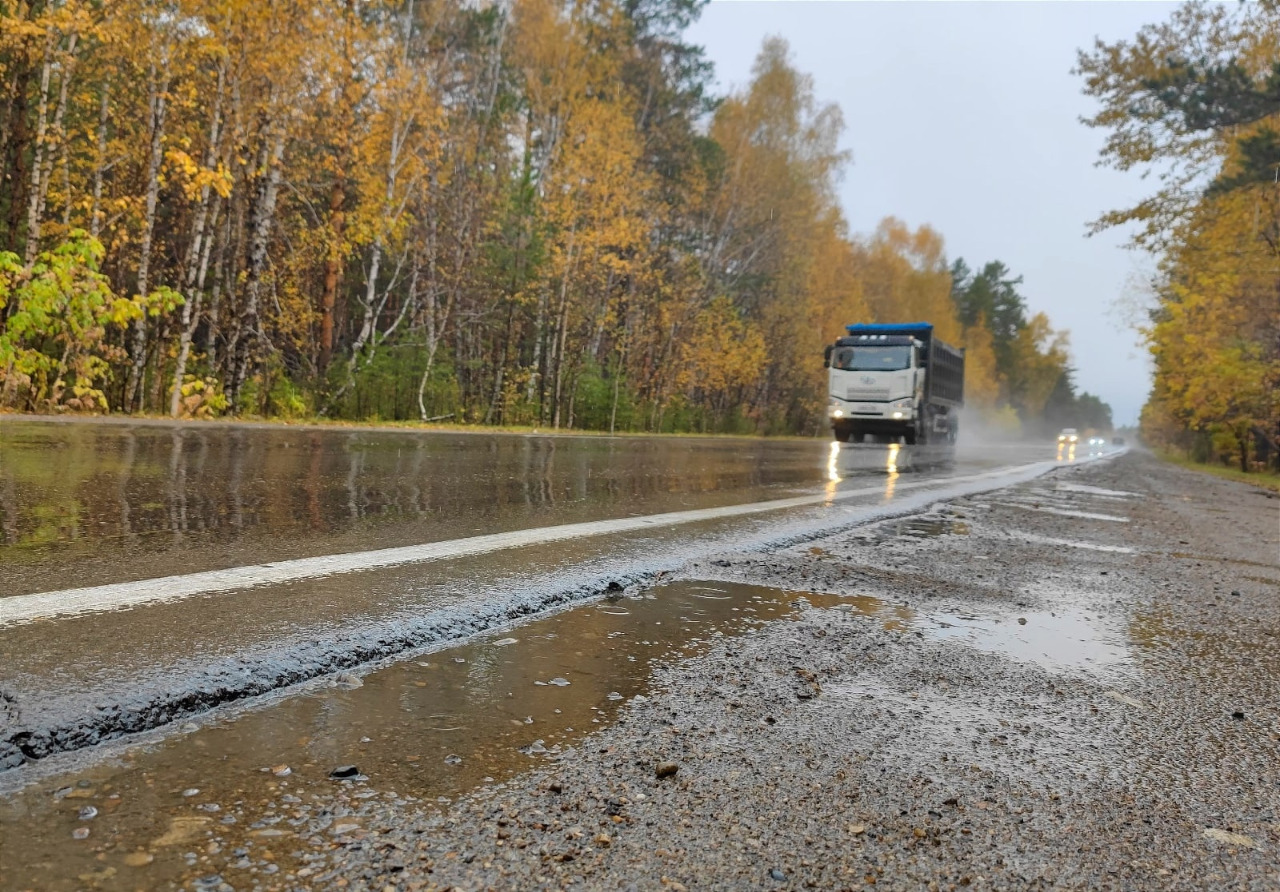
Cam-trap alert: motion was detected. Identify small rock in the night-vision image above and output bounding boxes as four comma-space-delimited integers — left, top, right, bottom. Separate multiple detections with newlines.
1232, 711, 1245, 720
122, 851, 154, 867
1103, 690, 1143, 709
1230, 590, 1241, 597
71, 827, 90, 840
444, 754, 462, 765
78, 806, 98, 821
454, 657, 466, 663
1203, 827, 1255, 848
1017, 617, 1027, 625
329, 765, 360, 779
182, 788, 200, 797
655, 761, 679, 779
493, 638, 518, 647
594, 833, 611, 846
333, 673, 363, 690
549, 677, 570, 687
848, 824, 866, 835
271, 764, 291, 777
770, 868, 787, 881
548, 781, 563, 794
607, 692, 623, 701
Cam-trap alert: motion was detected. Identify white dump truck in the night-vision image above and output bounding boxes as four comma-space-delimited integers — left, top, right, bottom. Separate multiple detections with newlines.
823, 322, 965, 445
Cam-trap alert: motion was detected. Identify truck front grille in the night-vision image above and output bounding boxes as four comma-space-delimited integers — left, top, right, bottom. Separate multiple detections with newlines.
846, 388, 890, 401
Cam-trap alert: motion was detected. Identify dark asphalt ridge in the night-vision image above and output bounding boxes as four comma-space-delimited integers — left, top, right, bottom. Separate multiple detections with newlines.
0, 457, 1069, 773
272, 453, 1278, 891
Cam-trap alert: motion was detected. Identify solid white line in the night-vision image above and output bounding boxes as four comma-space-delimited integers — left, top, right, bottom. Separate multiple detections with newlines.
0, 461, 1060, 627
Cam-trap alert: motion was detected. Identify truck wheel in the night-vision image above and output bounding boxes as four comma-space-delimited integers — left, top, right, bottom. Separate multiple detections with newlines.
904, 430, 917, 446
833, 425, 852, 443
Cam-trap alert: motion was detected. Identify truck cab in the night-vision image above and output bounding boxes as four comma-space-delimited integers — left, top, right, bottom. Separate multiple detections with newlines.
824, 323, 963, 445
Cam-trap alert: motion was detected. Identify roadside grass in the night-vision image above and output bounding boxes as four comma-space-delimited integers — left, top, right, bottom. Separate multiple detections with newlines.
0, 409, 817, 442
1157, 451, 1280, 493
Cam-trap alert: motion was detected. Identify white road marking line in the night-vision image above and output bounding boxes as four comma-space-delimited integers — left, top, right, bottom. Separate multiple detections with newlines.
994, 502, 1131, 523
1054, 483, 1139, 498
0, 462, 1063, 627
1010, 532, 1136, 554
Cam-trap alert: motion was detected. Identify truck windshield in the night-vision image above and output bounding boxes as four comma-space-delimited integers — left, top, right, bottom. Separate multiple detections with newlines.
831, 345, 912, 372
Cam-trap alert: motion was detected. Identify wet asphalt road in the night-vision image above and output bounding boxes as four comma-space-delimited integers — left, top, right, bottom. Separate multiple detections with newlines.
0, 418, 1130, 890
0, 444, 1271, 891
0, 418, 1072, 769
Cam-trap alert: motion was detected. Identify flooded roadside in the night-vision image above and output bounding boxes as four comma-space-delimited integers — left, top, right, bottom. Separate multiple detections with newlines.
0, 559, 1146, 892
0, 580, 908, 891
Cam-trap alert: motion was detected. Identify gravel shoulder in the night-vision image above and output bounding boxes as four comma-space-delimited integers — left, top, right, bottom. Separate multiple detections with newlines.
251, 451, 1280, 891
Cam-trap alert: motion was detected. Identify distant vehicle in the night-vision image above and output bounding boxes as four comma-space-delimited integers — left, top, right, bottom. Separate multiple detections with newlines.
1112, 436, 1126, 446
1088, 436, 1105, 447
1058, 428, 1079, 443
824, 322, 964, 445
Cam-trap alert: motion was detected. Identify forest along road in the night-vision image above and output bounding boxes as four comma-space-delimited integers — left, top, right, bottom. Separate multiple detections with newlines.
0, 416, 1095, 774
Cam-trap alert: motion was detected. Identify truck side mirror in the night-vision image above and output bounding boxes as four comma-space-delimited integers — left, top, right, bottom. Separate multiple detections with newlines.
823, 345, 833, 369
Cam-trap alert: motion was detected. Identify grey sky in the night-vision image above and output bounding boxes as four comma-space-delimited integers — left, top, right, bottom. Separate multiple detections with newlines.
687, 1, 1179, 427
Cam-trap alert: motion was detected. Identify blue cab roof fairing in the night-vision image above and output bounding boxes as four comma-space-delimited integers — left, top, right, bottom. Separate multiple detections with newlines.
844, 322, 934, 336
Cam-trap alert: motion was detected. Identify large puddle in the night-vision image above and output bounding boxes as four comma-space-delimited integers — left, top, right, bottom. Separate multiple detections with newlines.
0, 577, 1132, 890
0, 581, 899, 890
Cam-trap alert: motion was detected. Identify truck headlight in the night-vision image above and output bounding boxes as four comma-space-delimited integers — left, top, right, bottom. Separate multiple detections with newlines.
832, 410, 843, 418
889, 398, 913, 409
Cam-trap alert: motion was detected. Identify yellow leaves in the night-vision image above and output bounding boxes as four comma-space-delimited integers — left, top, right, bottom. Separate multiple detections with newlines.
960, 319, 1001, 409
163, 149, 233, 201
856, 219, 960, 343
106, 297, 143, 327
676, 296, 767, 404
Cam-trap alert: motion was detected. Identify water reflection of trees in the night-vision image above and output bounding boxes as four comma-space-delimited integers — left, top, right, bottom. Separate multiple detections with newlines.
0, 424, 824, 554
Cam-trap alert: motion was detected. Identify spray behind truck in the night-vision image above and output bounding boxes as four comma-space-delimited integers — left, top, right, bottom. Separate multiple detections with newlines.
823, 322, 964, 444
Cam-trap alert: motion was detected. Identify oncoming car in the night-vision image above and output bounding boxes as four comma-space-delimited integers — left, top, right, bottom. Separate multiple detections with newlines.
1087, 436, 1105, 447
1057, 428, 1079, 444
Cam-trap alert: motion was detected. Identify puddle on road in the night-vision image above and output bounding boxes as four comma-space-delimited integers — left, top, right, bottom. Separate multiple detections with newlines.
888, 517, 971, 538
0, 578, 1131, 890
1054, 482, 1138, 499
922, 608, 1131, 674
0, 581, 896, 891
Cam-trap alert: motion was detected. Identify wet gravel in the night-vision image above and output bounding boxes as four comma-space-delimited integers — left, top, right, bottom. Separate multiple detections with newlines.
7, 451, 1280, 890
185, 451, 1278, 891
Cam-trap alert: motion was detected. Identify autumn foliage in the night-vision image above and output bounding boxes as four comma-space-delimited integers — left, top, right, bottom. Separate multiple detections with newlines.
1079, 1, 1280, 471
1, 0, 1091, 434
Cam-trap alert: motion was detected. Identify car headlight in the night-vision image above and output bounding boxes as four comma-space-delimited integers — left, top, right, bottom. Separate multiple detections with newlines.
1070, 435, 1078, 442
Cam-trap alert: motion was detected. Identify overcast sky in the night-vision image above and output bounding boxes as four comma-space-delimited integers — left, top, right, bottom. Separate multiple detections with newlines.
687, 1, 1179, 427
